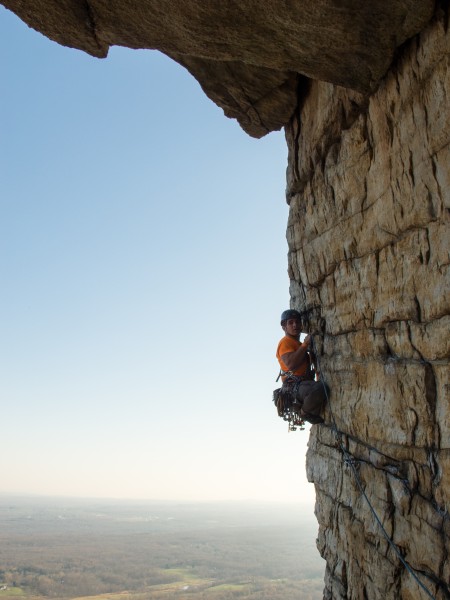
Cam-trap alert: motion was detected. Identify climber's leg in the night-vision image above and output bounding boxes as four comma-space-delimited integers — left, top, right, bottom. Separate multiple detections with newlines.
294, 381, 327, 423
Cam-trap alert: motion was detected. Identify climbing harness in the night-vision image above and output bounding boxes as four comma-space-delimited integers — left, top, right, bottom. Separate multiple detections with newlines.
300, 308, 438, 600
273, 369, 315, 432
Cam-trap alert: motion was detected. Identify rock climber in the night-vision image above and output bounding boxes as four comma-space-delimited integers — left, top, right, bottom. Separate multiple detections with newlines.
276, 309, 326, 424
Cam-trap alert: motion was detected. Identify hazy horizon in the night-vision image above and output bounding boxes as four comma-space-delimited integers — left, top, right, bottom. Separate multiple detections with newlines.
0, 496, 325, 599
0, 492, 315, 506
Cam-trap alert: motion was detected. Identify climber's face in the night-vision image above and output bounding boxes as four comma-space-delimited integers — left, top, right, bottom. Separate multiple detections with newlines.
283, 317, 301, 338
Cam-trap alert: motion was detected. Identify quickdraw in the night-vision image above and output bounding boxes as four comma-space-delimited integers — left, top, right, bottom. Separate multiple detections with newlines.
273, 387, 305, 431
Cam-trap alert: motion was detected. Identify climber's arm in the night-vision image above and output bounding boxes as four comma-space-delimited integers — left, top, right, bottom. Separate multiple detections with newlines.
281, 335, 310, 371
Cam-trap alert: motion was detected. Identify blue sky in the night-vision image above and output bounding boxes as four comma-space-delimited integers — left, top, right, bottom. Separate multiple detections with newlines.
1, 6, 316, 505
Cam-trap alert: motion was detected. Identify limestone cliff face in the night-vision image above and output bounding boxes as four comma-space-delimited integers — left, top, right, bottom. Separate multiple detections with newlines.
285, 9, 450, 599
3, 1, 449, 598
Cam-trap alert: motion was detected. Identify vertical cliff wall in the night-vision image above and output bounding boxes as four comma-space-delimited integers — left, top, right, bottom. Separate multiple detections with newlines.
285, 8, 449, 599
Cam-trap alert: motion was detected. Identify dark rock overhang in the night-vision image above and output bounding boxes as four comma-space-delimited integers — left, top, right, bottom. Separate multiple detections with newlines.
1, 0, 435, 137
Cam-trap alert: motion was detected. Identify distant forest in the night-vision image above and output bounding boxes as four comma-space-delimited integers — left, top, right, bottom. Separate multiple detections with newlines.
0, 498, 325, 600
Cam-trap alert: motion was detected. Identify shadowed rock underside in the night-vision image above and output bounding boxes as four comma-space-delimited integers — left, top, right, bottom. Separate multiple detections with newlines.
1, 0, 435, 137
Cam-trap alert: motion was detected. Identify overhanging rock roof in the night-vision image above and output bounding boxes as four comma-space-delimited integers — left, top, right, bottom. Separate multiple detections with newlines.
1, 0, 435, 137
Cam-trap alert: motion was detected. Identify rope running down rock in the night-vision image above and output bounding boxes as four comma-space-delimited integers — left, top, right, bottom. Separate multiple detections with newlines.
305, 316, 438, 600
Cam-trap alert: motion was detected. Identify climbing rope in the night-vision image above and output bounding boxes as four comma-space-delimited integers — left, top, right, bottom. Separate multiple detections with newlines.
303, 317, 438, 600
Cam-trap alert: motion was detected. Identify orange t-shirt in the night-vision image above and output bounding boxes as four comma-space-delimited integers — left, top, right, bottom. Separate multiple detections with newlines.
276, 336, 308, 377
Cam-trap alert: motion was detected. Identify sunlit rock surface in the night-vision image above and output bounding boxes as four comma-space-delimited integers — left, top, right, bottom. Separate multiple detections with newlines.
2, 1, 449, 598
1, 0, 434, 137
285, 9, 449, 599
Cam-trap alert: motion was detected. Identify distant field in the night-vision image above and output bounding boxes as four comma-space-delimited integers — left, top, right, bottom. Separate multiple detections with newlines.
0, 588, 25, 597
0, 498, 325, 600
